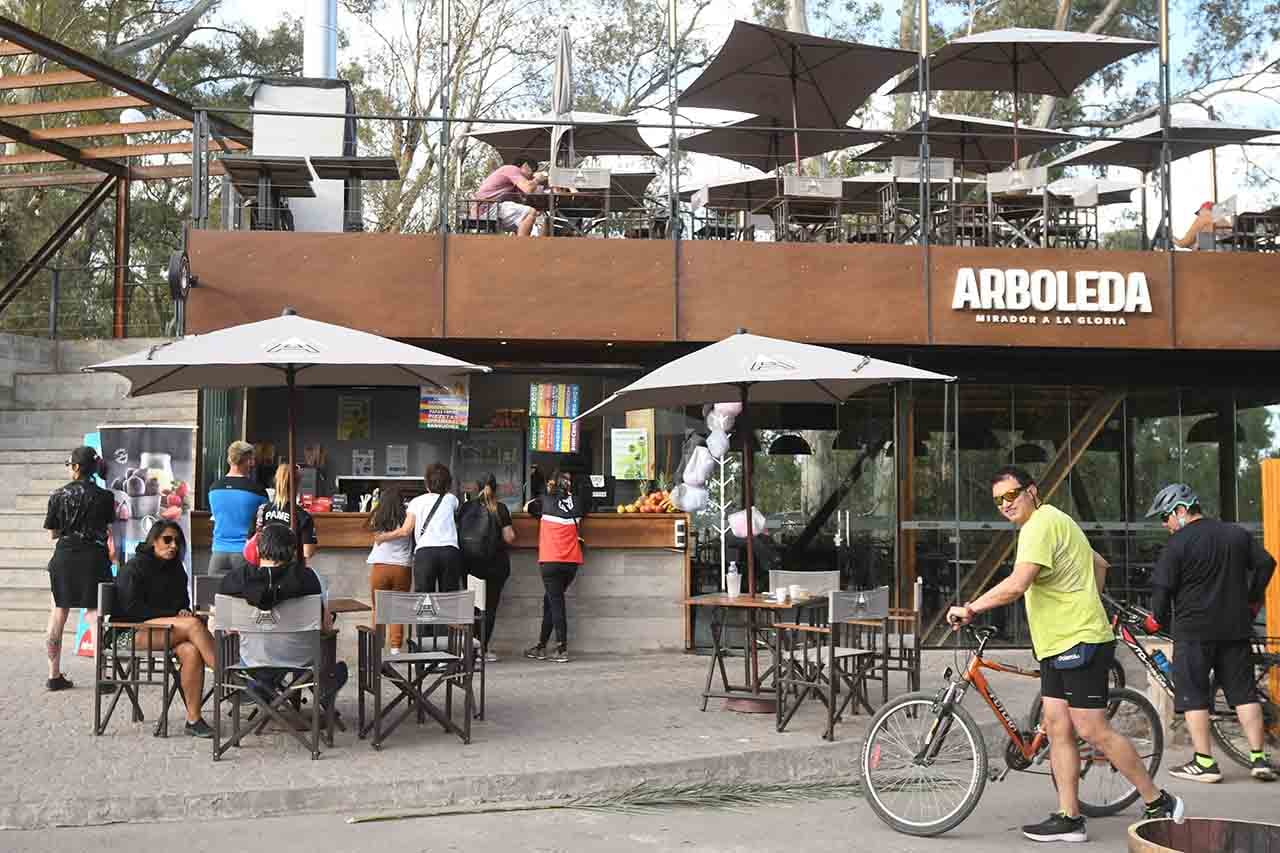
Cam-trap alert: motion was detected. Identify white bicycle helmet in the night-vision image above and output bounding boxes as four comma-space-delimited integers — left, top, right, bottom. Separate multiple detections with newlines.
1145, 483, 1200, 518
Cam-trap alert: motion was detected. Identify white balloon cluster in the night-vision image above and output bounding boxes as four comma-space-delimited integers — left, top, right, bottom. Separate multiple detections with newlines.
670, 400, 760, 529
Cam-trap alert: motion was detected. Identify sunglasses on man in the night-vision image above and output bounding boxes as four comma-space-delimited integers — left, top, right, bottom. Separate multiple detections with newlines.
993, 485, 1027, 508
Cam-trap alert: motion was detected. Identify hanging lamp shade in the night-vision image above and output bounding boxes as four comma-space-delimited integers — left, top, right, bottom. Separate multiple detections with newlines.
768, 433, 813, 455
1186, 416, 1247, 444
1013, 442, 1049, 463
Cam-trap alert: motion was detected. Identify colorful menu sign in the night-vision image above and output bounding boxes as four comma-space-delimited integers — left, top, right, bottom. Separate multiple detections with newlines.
528, 383, 580, 453
529, 382, 580, 418
529, 416, 580, 453
420, 377, 470, 430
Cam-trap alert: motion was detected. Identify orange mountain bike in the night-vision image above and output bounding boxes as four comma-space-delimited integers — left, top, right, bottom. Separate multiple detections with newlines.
860, 625, 1163, 837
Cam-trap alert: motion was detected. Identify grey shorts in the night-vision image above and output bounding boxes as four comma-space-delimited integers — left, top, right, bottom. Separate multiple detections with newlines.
207, 550, 250, 579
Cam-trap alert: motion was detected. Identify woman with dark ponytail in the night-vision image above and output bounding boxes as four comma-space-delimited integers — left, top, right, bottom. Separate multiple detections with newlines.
43, 445, 115, 691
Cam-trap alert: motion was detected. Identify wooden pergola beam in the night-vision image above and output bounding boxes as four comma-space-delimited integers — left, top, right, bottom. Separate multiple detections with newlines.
0, 116, 126, 177
0, 70, 93, 90
0, 118, 192, 144
0, 41, 30, 56
0, 160, 226, 189
0, 138, 237, 166
0, 94, 147, 119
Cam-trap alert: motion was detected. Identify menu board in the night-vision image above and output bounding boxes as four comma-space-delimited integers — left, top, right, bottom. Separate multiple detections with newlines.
528, 383, 579, 453
529, 383, 580, 418
420, 377, 470, 430
529, 416, 580, 453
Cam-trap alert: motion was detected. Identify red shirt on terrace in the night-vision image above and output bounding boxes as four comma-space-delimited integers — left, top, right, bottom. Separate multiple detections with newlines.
529, 492, 584, 564
475, 165, 526, 202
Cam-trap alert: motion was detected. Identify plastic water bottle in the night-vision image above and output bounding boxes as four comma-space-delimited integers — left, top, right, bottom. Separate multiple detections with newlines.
1151, 649, 1172, 677
726, 561, 741, 597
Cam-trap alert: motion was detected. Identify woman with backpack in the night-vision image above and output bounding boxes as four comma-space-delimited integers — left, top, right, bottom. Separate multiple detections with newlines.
365, 485, 413, 651
459, 474, 516, 661
523, 470, 586, 664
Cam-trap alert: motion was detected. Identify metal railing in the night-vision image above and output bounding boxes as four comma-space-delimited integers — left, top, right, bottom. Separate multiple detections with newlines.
0, 263, 175, 339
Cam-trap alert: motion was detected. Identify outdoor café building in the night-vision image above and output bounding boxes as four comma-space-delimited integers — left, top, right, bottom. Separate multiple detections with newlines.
181, 230, 1280, 652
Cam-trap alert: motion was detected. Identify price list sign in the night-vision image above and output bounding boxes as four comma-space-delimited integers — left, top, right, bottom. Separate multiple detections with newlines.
529, 383, 580, 452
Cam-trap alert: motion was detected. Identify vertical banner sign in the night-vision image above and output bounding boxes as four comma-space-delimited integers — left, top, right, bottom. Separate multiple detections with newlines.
611, 428, 650, 480
528, 383, 580, 452
76, 424, 196, 657
420, 377, 470, 430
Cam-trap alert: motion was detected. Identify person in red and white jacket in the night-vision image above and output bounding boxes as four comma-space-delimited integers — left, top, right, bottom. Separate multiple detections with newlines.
523, 471, 588, 663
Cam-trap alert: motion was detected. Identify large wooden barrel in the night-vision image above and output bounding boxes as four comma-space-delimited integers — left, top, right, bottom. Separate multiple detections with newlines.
1129, 817, 1280, 852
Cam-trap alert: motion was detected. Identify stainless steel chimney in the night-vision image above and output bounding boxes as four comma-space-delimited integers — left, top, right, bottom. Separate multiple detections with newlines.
303, 0, 337, 78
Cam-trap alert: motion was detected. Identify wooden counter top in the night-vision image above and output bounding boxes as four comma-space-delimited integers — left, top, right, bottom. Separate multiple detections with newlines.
191, 511, 690, 551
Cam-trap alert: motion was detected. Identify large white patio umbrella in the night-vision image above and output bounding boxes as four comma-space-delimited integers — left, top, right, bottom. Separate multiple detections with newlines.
576, 330, 952, 592
86, 309, 490, 552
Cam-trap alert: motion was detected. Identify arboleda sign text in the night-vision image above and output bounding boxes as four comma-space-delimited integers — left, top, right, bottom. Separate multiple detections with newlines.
951, 267, 1153, 326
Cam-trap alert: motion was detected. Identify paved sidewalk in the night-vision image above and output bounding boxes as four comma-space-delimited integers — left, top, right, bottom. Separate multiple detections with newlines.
0, 634, 1046, 830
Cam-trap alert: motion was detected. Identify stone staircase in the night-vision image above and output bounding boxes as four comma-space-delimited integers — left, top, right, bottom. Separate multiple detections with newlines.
0, 334, 197, 633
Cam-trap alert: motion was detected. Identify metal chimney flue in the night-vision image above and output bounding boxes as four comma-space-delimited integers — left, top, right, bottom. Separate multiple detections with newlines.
303, 0, 338, 78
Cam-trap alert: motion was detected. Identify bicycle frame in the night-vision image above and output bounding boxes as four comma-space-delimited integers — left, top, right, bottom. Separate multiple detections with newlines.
1112, 612, 1175, 695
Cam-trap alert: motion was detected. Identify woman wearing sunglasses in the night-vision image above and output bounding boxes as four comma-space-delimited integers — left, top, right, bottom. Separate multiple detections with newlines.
114, 520, 217, 737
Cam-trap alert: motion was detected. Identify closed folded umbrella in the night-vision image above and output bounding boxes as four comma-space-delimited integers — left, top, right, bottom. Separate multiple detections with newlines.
676, 115, 884, 172
678, 21, 914, 168
550, 27, 574, 166
468, 111, 657, 162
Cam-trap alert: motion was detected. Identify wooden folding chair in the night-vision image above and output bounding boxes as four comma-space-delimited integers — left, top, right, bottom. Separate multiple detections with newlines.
774, 586, 888, 740
356, 590, 476, 749
93, 582, 180, 737
468, 574, 488, 720
211, 594, 333, 761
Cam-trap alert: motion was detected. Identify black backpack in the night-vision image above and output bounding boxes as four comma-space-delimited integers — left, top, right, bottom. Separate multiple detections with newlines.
458, 499, 499, 565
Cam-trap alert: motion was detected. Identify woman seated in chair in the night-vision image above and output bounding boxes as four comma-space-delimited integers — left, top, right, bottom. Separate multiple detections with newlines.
114, 520, 216, 738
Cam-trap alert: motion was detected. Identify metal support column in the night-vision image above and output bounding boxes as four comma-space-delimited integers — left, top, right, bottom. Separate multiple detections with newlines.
1158, 0, 1172, 251
668, 0, 681, 339
191, 110, 210, 230
47, 268, 60, 339
113, 175, 130, 338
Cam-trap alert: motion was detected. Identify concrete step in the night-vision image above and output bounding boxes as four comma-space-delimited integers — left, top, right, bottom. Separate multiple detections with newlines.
0, 528, 55, 548
14, 494, 52, 512
0, 461, 68, 484
0, 546, 57, 567
0, 511, 47, 531
7, 378, 195, 411
21, 478, 70, 494
0, 587, 53, 610
0, 436, 91, 452
0, 608, 77, 633
0, 567, 54, 588
0, 450, 68, 464
55, 338, 171, 372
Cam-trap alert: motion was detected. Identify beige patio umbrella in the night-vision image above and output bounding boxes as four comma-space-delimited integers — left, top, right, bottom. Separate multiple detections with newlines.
678, 21, 915, 169
86, 309, 490, 554
857, 112, 1078, 174
576, 330, 952, 592
676, 115, 885, 172
467, 111, 657, 162
891, 28, 1156, 160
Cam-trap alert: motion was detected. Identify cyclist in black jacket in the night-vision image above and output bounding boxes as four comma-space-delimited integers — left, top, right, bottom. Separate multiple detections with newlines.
1146, 483, 1276, 782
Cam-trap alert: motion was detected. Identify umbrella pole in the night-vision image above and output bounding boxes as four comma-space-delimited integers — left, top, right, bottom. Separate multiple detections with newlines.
790, 48, 801, 172
1012, 59, 1021, 165
740, 383, 756, 594
1140, 170, 1149, 250
287, 364, 300, 562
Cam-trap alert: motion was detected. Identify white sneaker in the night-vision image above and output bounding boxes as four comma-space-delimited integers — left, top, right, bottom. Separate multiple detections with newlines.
484, 651, 499, 663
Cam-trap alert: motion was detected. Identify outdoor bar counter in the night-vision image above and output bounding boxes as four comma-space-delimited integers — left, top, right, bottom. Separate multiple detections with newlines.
191, 511, 692, 655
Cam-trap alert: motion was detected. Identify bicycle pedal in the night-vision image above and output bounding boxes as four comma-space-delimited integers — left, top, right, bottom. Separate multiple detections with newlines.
989, 767, 1010, 782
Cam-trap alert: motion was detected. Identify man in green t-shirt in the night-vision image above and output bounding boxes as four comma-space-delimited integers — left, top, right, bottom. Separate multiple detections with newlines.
948, 466, 1185, 843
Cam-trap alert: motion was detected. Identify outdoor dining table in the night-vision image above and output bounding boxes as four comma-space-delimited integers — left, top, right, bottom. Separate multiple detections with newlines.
328, 597, 372, 615
685, 592, 829, 711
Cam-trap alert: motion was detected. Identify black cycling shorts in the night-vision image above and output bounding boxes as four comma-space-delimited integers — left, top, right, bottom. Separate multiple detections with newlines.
1040, 640, 1116, 710
1172, 639, 1256, 713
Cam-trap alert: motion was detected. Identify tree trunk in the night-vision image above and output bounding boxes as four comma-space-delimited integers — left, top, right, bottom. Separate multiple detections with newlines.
893, 0, 917, 130
786, 0, 808, 33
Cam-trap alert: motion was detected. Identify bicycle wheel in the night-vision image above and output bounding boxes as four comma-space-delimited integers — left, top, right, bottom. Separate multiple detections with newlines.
1026, 687, 1163, 818
860, 690, 988, 837
1210, 691, 1280, 768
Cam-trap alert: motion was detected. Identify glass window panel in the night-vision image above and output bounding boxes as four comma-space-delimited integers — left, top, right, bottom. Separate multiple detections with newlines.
1235, 391, 1280, 524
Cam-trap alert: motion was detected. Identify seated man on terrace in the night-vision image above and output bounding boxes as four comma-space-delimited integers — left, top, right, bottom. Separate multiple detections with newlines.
1173, 201, 1217, 249
218, 523, 346, 716
476, 157, 549, 236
